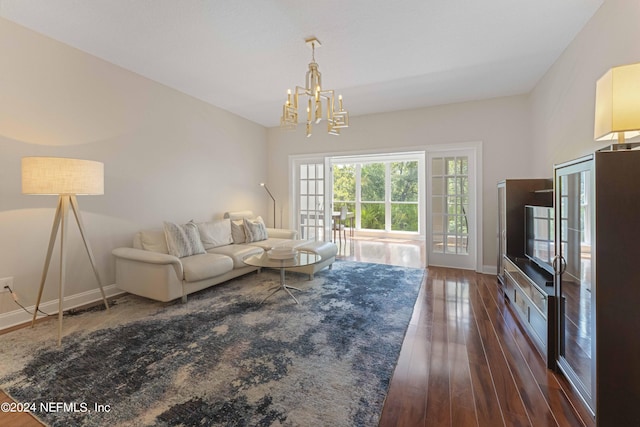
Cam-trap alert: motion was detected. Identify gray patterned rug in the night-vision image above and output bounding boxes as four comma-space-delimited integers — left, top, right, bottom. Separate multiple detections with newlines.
0, 261, 424, 426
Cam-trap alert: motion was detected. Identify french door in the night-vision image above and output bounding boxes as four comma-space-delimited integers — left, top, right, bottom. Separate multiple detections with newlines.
427, 148, 477, 270
291, 157, 330, 241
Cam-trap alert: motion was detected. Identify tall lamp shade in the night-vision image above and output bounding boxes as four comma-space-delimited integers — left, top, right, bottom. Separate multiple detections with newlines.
21, 156, 109, 345
594, 62, 640, 143
22, 157, 104, 195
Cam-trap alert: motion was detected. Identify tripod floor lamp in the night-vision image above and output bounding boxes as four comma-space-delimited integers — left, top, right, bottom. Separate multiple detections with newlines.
22, 157, 110, 345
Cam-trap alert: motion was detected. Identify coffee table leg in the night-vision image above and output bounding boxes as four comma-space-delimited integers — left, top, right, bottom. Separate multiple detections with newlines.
261, 268, 303, 304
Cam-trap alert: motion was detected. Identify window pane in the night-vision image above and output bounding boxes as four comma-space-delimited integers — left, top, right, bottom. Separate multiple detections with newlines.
432, 214, 444, 233
300, 180, 308, 195
308, 180, 316, 195
361, 163, 385, 201
432, 235, 444, 253
391, 204, 418, 231
333, 164, 356, 202
432, 196, 444, 215
432, 158, 444, 175
316, 164, 324, 179
391, 161, 418, 202
300, 165, 307, 179
432, 177, 444, 196
447, 177, 457, 195
458, 235, 469, 255
446, 235, 457, 253
361, 203, 385, 229
445, 157, 456, 175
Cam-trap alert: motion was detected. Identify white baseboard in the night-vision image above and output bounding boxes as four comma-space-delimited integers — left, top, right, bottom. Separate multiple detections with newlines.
482, 265, 498, 275
0, 284, 125, 331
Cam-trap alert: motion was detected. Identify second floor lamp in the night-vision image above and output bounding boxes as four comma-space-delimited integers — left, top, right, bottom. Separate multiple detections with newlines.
260, 183, 276, 228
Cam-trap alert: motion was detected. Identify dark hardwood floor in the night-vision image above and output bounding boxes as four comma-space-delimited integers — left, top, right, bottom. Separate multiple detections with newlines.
1, 236, 595, 426
339, 236, 594, 427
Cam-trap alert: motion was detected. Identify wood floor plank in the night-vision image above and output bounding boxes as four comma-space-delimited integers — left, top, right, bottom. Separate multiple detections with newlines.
445, 279, 478, 427
424, 276, 452, 426
465, 282, 506, 426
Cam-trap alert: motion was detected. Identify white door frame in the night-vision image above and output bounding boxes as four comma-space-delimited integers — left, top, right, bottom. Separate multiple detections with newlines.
425, 141, 483, 272
288, 142, 483, 273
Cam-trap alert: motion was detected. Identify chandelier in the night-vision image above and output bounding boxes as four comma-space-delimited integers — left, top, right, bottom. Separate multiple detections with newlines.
280, 37, 349, 137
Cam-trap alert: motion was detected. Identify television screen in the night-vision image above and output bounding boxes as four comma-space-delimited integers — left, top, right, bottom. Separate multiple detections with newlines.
524, 205, 554, 274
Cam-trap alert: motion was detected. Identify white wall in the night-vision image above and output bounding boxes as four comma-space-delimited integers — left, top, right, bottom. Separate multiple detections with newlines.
530, 0, 640, 173
0, 18, 268, 321
267, 95, 533, 271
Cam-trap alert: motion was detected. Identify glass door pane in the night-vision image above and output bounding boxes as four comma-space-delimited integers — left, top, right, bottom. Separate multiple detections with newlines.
298, 162, 325, 241
556, 161, 595, 411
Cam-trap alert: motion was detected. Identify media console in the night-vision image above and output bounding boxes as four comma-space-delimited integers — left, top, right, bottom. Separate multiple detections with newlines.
502, 255, 556, 368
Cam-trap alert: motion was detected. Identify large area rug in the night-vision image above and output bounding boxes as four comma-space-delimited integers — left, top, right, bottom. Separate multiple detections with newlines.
0, 261, 424, 427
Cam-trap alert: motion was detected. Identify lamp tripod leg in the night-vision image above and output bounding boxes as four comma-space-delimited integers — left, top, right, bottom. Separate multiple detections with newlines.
69, 196, 110, 312
32, 196, 64, 328
57, 196, 70, 346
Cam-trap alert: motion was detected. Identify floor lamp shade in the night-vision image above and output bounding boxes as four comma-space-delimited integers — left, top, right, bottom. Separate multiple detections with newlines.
594, 62, 640, 142
22, 157, 104, 195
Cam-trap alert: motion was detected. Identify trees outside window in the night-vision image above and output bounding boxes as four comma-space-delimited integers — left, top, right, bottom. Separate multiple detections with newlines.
332, 157, 421, 233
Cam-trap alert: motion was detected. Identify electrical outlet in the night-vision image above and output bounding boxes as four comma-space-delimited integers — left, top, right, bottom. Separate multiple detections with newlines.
0, 276, 14, 292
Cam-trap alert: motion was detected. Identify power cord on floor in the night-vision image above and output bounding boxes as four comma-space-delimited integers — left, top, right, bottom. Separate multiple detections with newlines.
4, 285, 52, 317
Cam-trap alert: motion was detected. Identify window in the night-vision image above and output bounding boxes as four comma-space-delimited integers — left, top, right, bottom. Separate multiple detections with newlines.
331, 153, 423, 235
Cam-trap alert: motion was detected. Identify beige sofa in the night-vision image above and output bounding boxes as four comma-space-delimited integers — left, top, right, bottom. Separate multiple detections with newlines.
112, 211, 337, 302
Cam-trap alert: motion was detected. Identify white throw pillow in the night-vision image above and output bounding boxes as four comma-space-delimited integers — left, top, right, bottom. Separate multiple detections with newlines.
196, 219, 234, 249
139, 229, 169, 254
230, 220, 246, 244
163, 221, 206, 258
243, 217, 268, 242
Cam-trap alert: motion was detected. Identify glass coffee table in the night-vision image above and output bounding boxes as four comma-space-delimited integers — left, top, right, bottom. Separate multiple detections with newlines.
243, 250, 321, 304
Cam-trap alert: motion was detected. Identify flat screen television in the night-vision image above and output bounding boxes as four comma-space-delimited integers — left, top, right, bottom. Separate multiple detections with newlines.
524, 205, 555, 274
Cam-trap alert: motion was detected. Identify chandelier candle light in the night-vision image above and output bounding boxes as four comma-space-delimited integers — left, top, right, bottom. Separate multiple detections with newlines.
280, 37, 349, 137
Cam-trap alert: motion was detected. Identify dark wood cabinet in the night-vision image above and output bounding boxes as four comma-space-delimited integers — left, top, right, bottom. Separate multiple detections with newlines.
496, 179, 552, 289
503, 255, 556, 368
554, 145, 640, 426
496, 179, 554, 368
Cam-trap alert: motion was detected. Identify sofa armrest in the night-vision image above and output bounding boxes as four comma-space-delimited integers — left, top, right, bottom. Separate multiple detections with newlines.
266, 228, 299, 239
112, 247, 183, 278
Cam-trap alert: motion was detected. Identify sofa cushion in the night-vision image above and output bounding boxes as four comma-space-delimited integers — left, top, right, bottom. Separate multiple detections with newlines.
294, 240, 339, 259
163, 221, 206, 258
230, 220, 246, 244
181, 253, 233, 282
137, 229, 169, 254
243, 216, 268, 242
207, 244, 263, 268
196, 218, 233, 249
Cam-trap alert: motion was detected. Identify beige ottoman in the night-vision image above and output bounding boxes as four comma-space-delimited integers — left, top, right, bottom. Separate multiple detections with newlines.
287, 240, 339, 279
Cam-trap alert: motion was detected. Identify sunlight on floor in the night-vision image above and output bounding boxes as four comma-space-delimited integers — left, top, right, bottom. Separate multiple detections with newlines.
334, 235, 426, 269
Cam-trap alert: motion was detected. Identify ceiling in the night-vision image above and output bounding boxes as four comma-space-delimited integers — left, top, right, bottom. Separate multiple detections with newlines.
0, 0, 604, 128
